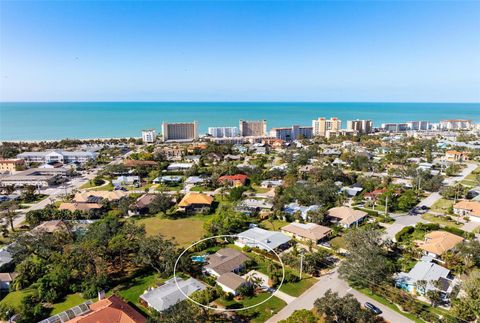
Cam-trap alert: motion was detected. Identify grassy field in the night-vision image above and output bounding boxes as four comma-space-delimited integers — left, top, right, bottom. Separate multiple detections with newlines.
279, 277, 317, 297
216, 293, 286, 323
260, 219, 289, 231
0, 287, 36, 311
329, 236, 346, 250
251, 185, 271, 194
135, 214, 210, 246
51, 293, 88, 314
421, 213, 461, 228
430, 198, 454, 214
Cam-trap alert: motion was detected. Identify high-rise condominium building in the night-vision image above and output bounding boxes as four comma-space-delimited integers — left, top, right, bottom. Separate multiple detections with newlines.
439, 119, 473, 130
161, 121, 199, 142
239, 120, 267, 137
347, 120, 372, 134
141, 129, 157, 143
269, 125, 313, 141
207, 127, 240, 138
381, 123, 408, 132
406, 121, 429, 131
312, 117, 341, 137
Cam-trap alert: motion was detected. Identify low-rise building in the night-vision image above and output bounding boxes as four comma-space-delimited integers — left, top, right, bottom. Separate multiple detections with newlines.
0, 159, 25, 174
396, 256, 455, 297
17, 150, 97, 164
217, 272, 247, 295
141, 129, 157, 143
153, 175, 182, 185
236, 199, 273, 216
0, 167, 66, 187
59, 202, 103, 212
178, 192, 213, 213
453, 200, 480, 221
327, 206, 368, 228
283, 202, 320, 220
218, 174, 248, 186
205, 248, 249, 277
417, 231, 464, 258
139, 277, 206, 312
444, 150, 469, 162
281, 222, 332, 244
235, 227, 291, 251
166, 162, 194, 171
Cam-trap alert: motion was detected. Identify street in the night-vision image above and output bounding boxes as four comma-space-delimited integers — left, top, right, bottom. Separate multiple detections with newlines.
266, 269, 413, 323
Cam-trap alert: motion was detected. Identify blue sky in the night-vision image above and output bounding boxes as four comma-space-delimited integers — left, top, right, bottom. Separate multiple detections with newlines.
0, 1, 479, 102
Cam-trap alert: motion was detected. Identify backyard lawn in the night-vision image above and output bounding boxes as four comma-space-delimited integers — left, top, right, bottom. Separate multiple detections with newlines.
0, 287, 36, 311
329, 236, 346, 250
279, 277, 317, 297
421, 213, 461, 228
216, 293, 286, 323
135, 214, 210, 246
51, 293, 88, 314
261, 219, 289, 231
430, 198, 454, 214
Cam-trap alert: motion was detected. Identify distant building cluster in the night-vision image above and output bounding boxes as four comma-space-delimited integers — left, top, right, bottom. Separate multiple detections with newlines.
142, 115, 476, 143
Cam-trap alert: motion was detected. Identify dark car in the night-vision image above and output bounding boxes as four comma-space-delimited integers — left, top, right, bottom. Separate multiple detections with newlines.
364, 302, 382, 315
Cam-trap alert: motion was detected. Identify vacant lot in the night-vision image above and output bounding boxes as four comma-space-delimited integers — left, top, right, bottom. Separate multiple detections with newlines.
136, 215, 210, 246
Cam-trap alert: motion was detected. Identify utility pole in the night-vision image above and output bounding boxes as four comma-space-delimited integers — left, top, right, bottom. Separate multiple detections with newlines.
299, 250, 305, 280
385, 195, 389, 216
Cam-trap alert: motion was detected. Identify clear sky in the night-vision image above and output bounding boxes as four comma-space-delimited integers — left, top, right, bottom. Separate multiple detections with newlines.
0, 1, 479, 102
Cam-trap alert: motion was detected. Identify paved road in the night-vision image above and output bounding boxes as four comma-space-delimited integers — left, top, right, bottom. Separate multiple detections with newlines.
384, 162, 478, 240
266, 269, 412, 323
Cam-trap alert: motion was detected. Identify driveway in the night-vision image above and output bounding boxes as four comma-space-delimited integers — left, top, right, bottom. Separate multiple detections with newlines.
266, 270, 412, 323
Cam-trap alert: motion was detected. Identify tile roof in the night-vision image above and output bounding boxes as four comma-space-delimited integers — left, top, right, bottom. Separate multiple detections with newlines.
217, 272, 246, 291
327, 206, 368, 226
454, 200, 480, 217
178, 192, 213, 207
205, 248, 249, 276
418, 231, 464, 256
281, 222, 331, 241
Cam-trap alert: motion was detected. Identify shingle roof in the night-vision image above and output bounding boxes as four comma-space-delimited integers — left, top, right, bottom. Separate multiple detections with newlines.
328, 206, 367, 226
237, 227, 291, 251
217, 272, 246, 291
205, 248, 249, 275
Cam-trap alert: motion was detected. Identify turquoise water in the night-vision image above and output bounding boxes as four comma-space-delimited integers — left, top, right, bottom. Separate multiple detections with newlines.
191, 255, 206, 262
0, 102, 479, 140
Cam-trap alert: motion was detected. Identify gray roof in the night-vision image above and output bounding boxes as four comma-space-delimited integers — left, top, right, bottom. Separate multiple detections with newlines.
237, 227, 291, 251
396, 258, 451, 293
140, 277, 206, 312
0, 247, 13, 268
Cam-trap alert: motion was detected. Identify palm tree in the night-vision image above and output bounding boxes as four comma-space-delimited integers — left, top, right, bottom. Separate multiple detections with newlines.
0, 201, 19, 232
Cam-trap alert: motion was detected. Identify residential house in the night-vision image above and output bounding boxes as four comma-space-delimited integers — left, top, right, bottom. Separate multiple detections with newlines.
204, 248, 249, 277
178, 192, 213, 213
396, 256, 456, 297
341, 185, 363, 197
217, 272, 247, 295
327, 206, 368, 228
284, 202, 320, 221
236, 199, 273, 216
139, 277, 206, 312
59, 202, 103, 212
153, 175, 183, 185
112, 175, 140, 187
131, 194, 157, 215
235, 227, 291, 252
74, 191, 127, 203
218, 174, 248, 187
281, 222, 332, 244
167, 163, 194, 171
61, 295, 146, 323
0, 246, 13, 271
445, 150, 469, 162
364, 189, 387, 202
0, 159, 25, 174
417, 231, 464, 258
32, 220, 68, 234
184, 176, 205, 185
0, 272, 18, 290
260, 179, 283, 188
453, 200, 480, 222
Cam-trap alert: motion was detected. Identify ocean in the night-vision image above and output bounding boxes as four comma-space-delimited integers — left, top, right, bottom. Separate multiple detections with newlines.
0, 102, 479, 141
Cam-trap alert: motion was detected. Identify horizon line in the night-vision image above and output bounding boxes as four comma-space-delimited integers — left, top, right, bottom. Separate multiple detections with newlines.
1, 100, 480, 104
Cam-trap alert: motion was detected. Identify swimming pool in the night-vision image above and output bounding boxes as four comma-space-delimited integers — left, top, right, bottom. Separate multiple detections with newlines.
191, 255, 207, 262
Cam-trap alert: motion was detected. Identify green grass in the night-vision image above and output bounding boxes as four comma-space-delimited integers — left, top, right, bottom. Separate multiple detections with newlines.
190, 186, 208, 192
279, 277, 317, 297
155, 184, 182, 191
251, 185, 271, 194
355, 287, 423, 323
135, 214, 210, 247
430, 198, 454, 214
80, 180, 103, 189
0, 287, 36, 311
329, 236, 346, 250
91, 181, 114, 191
260, 219, 289, 231
421, 213, 461, 228
51, 293, 88, 314
217, 293, 286, 323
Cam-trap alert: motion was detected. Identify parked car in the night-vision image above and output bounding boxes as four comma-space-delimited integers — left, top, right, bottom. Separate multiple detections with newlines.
364, 302, 382, 315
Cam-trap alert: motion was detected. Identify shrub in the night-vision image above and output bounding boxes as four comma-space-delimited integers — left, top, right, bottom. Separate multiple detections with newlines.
395, 226, 414, 242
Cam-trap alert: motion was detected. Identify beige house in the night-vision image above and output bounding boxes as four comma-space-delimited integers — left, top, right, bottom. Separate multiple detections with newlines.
327, 206, 368, 228
281, 222, 332, 244
0, 159, 25, 174
453, 200, 480, 222
74, 191, 127, 203
445, 150, 469, 162
417, 231, 464, 258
